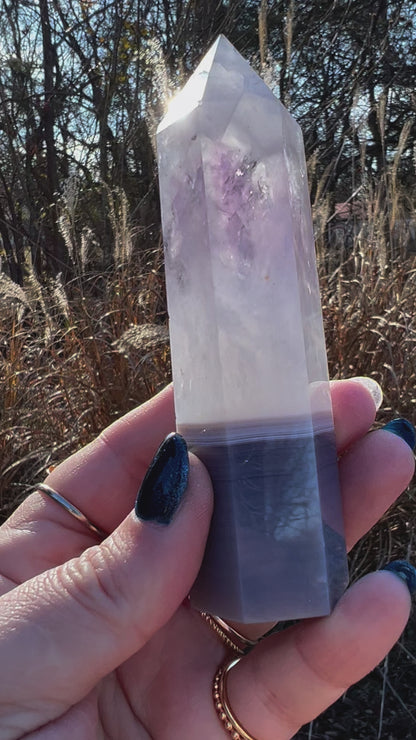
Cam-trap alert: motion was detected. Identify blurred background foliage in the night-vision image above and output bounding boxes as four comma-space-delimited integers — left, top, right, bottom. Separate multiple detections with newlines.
1, 2, 416, 737
0, 0, 415, 280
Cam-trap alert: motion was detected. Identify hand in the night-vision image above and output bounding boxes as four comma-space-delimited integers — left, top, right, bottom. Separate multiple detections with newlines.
0, 380, 414, 739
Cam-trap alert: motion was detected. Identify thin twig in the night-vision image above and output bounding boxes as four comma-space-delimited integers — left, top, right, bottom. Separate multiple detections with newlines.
377, 654, 388, 740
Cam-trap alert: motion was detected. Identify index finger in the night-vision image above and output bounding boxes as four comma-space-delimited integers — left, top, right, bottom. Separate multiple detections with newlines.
0, 384, 175, 588
0, 379, 377, 591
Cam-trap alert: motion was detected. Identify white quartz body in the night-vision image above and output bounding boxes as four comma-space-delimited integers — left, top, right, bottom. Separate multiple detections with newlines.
157, 35, 332, 435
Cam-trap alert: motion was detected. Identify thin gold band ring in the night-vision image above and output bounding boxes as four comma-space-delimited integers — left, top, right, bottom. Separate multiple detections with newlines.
35, 483, 106, 539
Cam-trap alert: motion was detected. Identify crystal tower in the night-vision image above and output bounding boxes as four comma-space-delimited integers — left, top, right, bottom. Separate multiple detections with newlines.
157, 36, 348, 623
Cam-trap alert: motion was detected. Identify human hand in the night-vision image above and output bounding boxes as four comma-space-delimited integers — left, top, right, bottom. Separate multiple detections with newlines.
0, 379, 414, 739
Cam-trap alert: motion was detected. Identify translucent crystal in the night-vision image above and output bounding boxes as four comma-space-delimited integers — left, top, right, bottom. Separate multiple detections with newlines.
157, 35, 348, 623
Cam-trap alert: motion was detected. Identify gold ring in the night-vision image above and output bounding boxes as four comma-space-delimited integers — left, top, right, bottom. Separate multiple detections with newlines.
35, 483, 106, 539
213, 656, 258, 740
202, 613, 258, 655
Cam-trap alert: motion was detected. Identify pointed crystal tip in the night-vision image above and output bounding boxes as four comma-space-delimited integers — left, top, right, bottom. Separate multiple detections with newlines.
157, 34, 266, 134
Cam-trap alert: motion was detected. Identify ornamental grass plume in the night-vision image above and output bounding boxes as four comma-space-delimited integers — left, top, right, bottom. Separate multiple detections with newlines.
1, 177, 416, 738
0, 251, 170, 520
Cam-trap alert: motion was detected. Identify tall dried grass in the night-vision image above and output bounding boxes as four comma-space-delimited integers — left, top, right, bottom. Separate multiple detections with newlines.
0, 239, 170, 517
2, 183, 415, 552
1, 159, 416, 738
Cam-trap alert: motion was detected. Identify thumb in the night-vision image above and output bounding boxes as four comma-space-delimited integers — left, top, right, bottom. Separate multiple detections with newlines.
0, 434, 213, 734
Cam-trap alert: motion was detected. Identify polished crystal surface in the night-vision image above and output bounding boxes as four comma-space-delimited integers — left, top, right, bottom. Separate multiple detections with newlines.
157, 35, 348, 623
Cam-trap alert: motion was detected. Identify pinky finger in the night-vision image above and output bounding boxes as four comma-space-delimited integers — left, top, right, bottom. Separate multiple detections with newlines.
226, 567, 413, 740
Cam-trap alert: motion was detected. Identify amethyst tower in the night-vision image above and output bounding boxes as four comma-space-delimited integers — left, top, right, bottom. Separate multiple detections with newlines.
157, 36, 348, 623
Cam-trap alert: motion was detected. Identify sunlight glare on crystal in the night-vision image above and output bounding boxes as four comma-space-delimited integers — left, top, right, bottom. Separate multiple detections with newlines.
158, 36, 220, 133
160, 71, 208, 131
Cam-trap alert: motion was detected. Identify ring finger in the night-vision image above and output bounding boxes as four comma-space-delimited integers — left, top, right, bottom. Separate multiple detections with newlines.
0, 379, 403, 594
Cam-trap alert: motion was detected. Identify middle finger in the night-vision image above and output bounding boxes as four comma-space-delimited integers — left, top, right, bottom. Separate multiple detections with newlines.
0, 380, 398, 594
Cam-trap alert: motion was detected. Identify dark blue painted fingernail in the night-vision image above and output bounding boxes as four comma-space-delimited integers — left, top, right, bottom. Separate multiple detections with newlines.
382, 419, 416, 450
135, 433, 189, 525
382, 560, 416, 595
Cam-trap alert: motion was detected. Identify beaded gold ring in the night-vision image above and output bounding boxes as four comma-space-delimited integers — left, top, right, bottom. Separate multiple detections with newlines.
213, 656, 258, 740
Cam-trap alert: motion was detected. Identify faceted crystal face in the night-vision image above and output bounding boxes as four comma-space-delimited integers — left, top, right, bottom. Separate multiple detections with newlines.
157, 36, 348, 622
158, 36, 331, 427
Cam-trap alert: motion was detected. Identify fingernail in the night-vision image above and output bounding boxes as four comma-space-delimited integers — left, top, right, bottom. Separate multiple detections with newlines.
135, 433, 189, 525
381, 560, 416, 595
382, 419, 416, 450
350, 377, 383, 410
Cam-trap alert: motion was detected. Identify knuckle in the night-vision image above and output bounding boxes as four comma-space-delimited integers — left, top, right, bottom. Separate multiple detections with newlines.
56, 542, 130, 632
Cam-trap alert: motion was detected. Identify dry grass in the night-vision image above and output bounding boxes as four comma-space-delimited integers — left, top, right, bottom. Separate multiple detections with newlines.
0, 252, 170, 518
323, 253, 416, 422
1, 182, 416, 738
